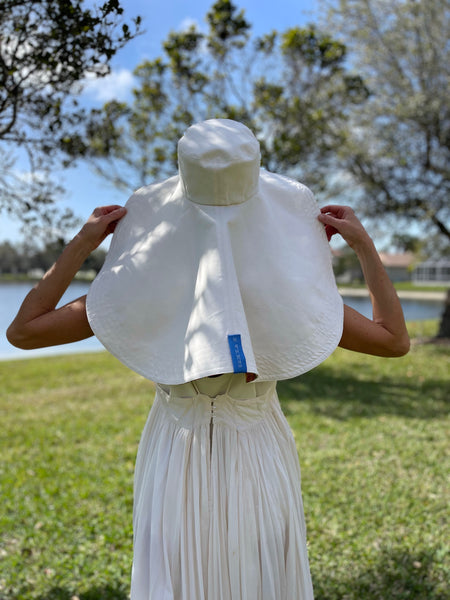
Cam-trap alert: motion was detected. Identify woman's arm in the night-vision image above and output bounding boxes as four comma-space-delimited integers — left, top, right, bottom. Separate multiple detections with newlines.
7, 205, 127, 350
318, 205, 410, 357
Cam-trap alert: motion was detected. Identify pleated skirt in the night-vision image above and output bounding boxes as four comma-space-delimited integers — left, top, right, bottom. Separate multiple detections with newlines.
131, 374, 314, 600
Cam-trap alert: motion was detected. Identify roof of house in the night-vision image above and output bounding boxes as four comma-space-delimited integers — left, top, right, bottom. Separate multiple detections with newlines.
378, 252, 415, 268
332, 249, 416, 268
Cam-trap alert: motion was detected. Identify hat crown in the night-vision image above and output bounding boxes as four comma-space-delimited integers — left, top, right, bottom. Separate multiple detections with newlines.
178, 119, 261, 206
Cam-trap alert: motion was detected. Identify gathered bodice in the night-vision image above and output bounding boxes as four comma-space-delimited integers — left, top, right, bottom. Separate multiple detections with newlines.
156, 373, 277, 430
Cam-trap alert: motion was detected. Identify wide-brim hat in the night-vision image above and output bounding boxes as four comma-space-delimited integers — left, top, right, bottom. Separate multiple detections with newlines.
86, 119, 343, 384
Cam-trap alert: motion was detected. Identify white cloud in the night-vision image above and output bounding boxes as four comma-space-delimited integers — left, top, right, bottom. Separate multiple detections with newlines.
179, 17, 200, 31
12, 169, 46, 184
80, 68, 136, 102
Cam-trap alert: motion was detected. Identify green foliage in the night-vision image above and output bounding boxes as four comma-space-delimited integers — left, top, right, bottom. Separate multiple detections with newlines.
71, 0, 368, 193
0, 240, 106, 275
280, 26, 346, 70
331, 244, 363, 280
0, 242, 23, 274
0, 0, 141, 234
206, 0, 251, 55
164, 29, 208, 89
0, 327, 448, 598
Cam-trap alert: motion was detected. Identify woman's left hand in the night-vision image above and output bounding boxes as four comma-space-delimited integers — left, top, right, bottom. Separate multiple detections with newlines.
77, 205, 127, 253
7, 204, 127, 350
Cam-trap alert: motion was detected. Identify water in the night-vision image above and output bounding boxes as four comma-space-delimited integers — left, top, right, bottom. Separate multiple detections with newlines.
0, 282, 445, 361
0, 281, 101, 360
342, 293, 444, 321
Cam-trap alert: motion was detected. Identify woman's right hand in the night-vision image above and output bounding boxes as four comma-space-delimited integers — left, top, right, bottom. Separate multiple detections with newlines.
78, 205, 127, 252
317, 205, 409, 357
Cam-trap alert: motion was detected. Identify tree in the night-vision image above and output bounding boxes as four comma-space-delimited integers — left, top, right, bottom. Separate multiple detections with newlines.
390, 233, 423, 254
64, 0, 368, 196
0, 241, 22, 274
328, 0, 450, 340
390, 231, 450, 259
0, 0, 141, 234
437, 290, 450, 339
324, 0, 450, 241
0, 239, 106, 275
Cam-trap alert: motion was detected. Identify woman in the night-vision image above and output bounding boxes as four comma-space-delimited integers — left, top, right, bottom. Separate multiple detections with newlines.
7, 120, 409, 600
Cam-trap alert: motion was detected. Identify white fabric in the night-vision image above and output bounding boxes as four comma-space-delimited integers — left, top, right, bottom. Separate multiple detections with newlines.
86, 119, 343, 384
131, 373, 314, 600
84, 120, 341, 599
178, 119, 260, 206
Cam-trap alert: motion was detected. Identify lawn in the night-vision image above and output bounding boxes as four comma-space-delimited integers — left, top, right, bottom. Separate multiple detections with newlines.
0, 321, 448, 599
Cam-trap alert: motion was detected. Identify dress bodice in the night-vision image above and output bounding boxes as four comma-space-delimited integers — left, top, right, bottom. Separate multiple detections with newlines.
156, 373, 277, 431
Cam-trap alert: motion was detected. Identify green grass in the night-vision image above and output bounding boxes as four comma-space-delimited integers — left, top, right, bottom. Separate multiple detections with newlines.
337, 281, 449, 293
393, 282, 449, 293
1, 321, 449, 599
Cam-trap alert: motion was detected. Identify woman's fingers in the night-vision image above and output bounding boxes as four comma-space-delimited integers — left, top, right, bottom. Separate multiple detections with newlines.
93, 205, 127, 222
324, 224, 339, 241
101, 206, 127, 233
319, 205, 353, 222
317, 208, 346, 240
80, 205, 127, 250
317, 205, 368, 248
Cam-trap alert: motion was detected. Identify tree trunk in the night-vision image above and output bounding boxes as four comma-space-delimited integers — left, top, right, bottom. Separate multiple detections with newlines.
436, 289, 450, 338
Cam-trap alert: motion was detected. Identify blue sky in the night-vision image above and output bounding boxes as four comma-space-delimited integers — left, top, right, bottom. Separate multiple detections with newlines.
1, 0, 321, 243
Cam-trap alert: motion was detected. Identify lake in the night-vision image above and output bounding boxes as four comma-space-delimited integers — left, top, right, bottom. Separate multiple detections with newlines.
0, 282, 446, 361
0, 281, 99, 361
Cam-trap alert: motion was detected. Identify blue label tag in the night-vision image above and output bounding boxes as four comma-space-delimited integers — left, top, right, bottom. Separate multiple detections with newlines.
228, 334, 247, 373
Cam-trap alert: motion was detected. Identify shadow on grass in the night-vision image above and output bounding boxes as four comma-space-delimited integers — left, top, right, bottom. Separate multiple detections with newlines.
313, 546, 447, 600
278, 366, 449, 420
32, 585, 128, 600
27, 548, 447, 600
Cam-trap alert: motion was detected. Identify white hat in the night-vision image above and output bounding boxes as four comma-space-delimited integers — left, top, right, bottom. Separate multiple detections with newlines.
86, 119, 343, 384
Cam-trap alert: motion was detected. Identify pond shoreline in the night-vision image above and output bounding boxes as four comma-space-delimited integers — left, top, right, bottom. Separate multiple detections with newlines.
339, 287, 446, 301
2, 276, 447, 298
1, 283, 446, 362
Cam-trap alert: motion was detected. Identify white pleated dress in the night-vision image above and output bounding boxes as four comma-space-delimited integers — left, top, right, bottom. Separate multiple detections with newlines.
131, 373, 314, 600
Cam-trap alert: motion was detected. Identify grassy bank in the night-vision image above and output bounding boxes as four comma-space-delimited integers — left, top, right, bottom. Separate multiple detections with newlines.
1, 321, 448, 599
338, 281, 449, 293
1, 273, 448, 293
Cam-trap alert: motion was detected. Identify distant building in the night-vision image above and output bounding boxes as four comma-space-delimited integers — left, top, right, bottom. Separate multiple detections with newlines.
27, 268, 45, 279
331, 248, 363, 284
413, 260, 450, 285
378, 252, 415, 283
333, 250, 450, 285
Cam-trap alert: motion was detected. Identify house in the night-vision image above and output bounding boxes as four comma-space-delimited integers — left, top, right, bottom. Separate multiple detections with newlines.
333, 250, 417, 284
378, 252, 415, 282
413, 260, 450, 285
